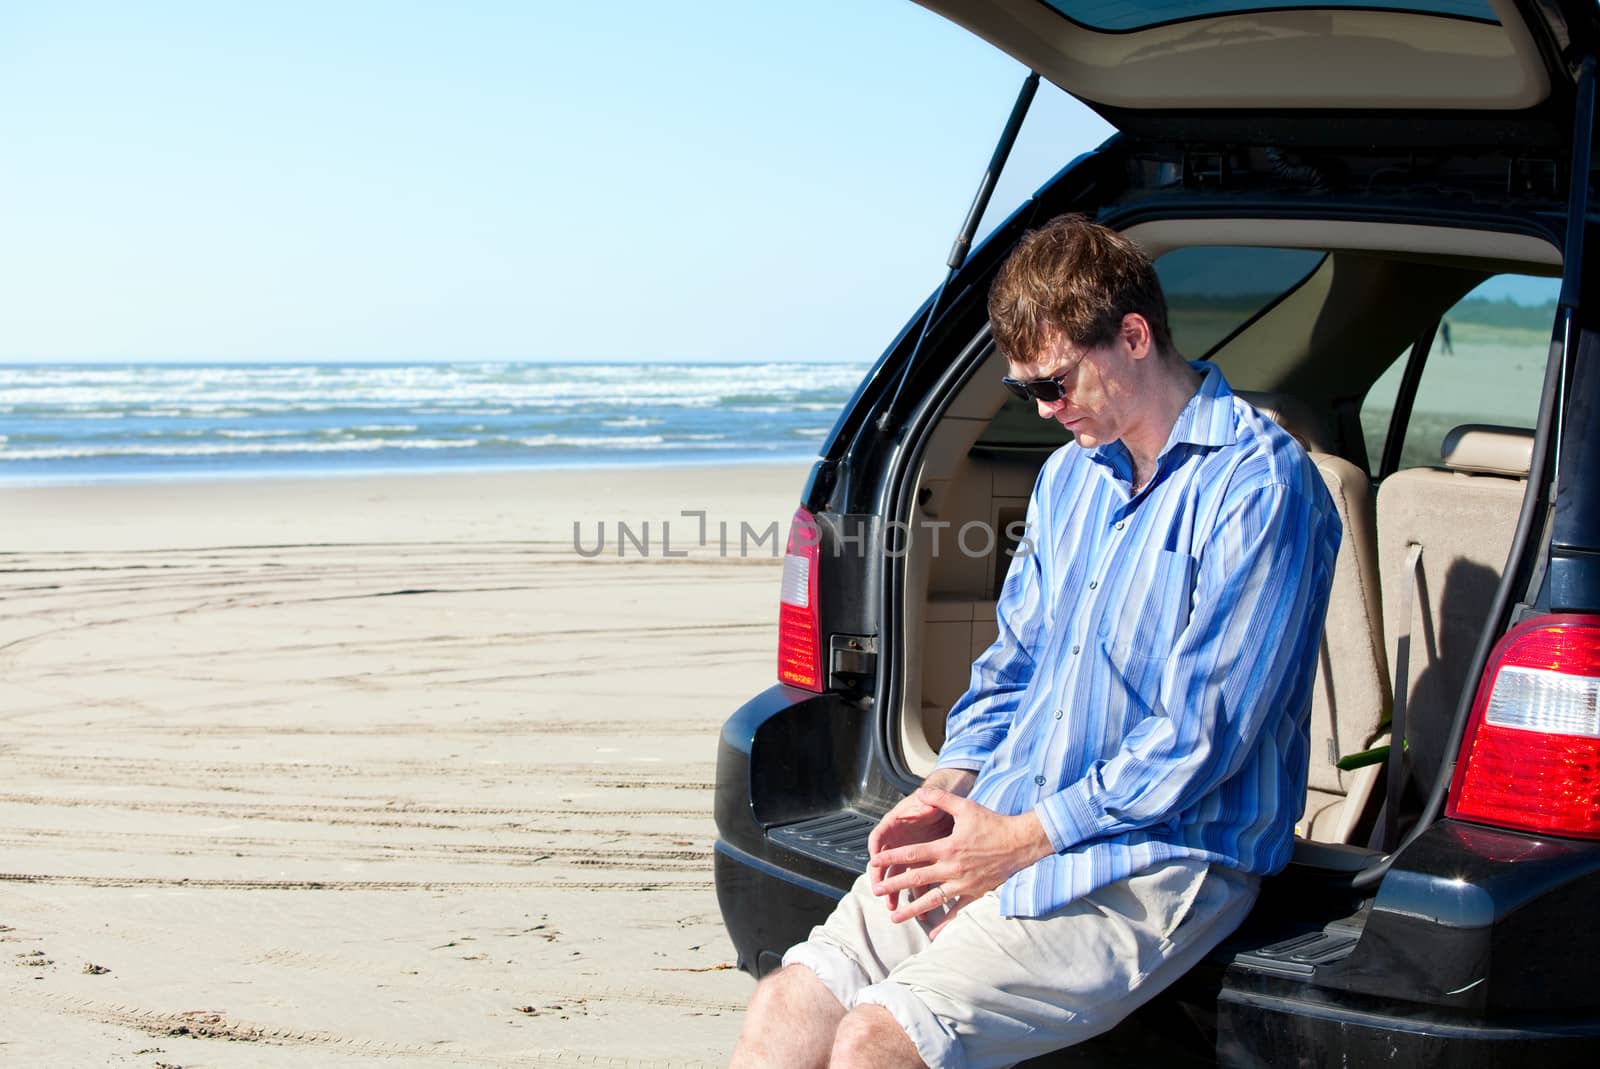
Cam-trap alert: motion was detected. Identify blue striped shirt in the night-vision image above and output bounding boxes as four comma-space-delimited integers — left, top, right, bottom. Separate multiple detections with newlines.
935, 362, 1341, 918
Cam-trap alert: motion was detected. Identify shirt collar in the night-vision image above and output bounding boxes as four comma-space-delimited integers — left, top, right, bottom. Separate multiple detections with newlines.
1164, 361, 1237, 452
1087, 360, 1236, 473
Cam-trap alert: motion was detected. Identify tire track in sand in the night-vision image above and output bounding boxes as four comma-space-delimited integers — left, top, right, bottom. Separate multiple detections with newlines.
16, 991, 721, 1068
0, 872, 714, 892
0, 791, 704, 825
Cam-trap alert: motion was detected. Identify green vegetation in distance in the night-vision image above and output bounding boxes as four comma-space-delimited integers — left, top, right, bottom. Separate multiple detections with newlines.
1449, 297, 1558, 330
1168, 294, 1559, 358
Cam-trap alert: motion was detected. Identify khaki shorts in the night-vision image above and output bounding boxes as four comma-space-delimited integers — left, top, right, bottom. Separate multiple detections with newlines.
782, 859, 1258, 1069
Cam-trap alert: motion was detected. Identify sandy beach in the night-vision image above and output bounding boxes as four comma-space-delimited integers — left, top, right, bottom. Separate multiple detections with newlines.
0, 464, 807, 1067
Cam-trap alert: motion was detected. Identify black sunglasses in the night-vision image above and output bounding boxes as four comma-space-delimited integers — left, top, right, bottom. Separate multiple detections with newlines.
1000, 347, 1092, 403
1001, 372, 1071, 403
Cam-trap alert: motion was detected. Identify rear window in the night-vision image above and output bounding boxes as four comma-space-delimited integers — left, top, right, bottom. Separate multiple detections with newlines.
1045, 1, 1496, 33
1361, 274, 1557, 472
1155, 246, 1326, 359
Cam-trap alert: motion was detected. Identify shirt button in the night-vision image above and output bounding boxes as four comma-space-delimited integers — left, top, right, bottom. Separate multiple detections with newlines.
1054, 709, 1063, 720
1034, 775, 1046, 787
1088, 580, 1098, 590
1115, 521, 1125, 531
1071, 644, 1080, 655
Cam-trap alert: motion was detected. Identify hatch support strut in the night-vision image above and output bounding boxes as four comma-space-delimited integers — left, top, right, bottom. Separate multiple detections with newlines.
876, 72, 1040, 433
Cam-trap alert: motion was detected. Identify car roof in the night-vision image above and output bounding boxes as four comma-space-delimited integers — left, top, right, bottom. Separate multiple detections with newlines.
913, 0, 1598, 147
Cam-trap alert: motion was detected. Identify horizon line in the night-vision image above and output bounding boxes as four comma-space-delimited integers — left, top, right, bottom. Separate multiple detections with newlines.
0, 356, 877, 367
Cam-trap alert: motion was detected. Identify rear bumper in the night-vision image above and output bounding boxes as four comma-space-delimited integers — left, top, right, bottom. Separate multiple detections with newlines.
1218, 980, 1600, 1066
713, 840, 844, 976
1215, 819, 1600, 1064
713, 684, 863, 973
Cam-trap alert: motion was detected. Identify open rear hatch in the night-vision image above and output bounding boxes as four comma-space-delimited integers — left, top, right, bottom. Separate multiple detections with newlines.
914, 0, 1593, 147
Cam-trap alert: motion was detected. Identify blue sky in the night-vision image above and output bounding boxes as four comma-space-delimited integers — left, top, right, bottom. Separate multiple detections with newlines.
0, 1, 1113, 364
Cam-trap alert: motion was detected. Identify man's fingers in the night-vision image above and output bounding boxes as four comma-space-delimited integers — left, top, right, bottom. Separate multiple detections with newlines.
871, 860, 922, 890
916, 786, 973, 816
870, 846, 955, 901
872, 861, 932, 900
888, 884, 951, 925
867, 799, 936, 854
869, 840, 935, 871
872, 863, 936, 913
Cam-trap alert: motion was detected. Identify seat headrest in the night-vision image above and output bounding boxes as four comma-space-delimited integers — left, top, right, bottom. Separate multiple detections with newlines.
1441, 424, 1534, 477
1236, 390, 1335, 453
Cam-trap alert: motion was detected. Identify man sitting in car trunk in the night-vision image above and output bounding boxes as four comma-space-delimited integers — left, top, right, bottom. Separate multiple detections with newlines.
730, 214, 1342, 1069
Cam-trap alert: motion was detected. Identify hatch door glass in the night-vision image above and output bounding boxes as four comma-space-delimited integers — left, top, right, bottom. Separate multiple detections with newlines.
1361, 274, 1558, 472
1045, 0, 1497, 33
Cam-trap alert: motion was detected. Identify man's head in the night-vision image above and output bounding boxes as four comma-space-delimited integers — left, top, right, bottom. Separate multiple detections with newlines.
988, 214, 1174, 370
988, 215, 1197, 462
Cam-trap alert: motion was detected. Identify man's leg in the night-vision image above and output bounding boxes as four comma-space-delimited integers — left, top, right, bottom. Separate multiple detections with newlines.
731, 871, 941, 1068
844, 861, 1257, 1069
830, 1004, 928, 1069
729, 964, 848, 1069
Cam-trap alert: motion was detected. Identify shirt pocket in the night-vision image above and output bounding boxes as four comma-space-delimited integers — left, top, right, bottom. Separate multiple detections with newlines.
1096, 547, 1198, 706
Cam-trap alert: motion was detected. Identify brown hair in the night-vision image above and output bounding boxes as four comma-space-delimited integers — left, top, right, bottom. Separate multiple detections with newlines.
987, 213, 1174, 365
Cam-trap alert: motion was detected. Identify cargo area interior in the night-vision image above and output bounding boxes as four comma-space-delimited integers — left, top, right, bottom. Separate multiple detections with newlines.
896, 217, 1560, 847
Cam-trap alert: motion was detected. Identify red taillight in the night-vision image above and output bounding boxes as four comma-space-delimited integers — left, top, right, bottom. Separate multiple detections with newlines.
777, 507, 823, 691
1447, 613, 1600, 839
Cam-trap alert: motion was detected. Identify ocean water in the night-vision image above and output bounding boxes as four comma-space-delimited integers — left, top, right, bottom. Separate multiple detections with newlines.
0, 362, 871, 484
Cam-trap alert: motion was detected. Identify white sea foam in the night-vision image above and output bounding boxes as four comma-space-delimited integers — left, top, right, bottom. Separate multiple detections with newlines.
515, 434, 667, 448
0, 361, 865, 479
0, 361, 868, 411
0, 438, 480, 461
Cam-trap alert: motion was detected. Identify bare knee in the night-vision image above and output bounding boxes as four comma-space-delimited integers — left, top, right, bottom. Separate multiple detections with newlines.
747, 963, 841, 1022
732, 965, 844, 1069
830, 1004, 927, 1069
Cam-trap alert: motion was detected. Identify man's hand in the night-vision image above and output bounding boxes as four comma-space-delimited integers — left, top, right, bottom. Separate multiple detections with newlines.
868, 786, 1054, 937
865, 769, 974, 897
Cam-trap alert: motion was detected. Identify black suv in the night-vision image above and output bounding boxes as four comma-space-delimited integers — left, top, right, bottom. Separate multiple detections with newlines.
714, 2, 1600, 1063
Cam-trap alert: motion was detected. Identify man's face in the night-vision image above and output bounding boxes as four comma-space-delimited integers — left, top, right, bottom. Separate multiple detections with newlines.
1007, 335, 1125, 450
